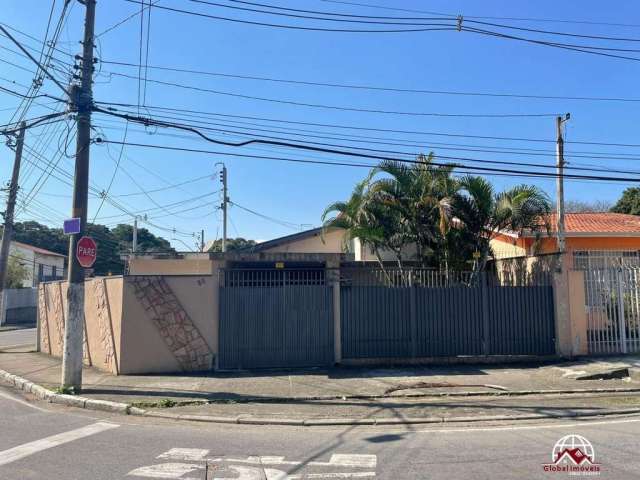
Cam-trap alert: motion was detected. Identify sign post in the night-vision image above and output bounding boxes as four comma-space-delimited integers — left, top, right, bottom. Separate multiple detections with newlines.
76, 236, 97, 269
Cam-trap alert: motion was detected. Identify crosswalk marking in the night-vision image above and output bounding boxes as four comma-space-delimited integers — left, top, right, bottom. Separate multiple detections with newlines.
155, 450, 377, 468
157, 448, 209, 461
0, 421, 119, 467
133, 449, 378, 479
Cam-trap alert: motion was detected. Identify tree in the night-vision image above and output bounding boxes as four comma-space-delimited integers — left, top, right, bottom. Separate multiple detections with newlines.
369, 154, 457, 268
453, 176, 552, 279
322, 173, 398, 272
611, 188, 640, 216
207, 237, 257, 252
6, 253, 29, 289
1, 221, 174, 277
554, 200, 611, 213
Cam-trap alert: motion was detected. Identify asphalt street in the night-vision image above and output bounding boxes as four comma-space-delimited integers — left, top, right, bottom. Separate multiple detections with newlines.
0, 384, 639, 480
0, 327, 35, 349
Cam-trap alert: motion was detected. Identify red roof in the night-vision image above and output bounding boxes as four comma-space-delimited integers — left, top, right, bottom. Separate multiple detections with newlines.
548, 212, 640, 235
13, 241, 66, 258
501, 212, 640, 238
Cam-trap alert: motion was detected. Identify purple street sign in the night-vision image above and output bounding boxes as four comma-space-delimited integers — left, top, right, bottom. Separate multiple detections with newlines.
63, 218, 81, 235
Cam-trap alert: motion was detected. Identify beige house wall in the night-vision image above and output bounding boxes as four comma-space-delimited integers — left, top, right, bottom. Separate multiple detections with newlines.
490, 238, 527, 259
261, 228, 346, 254
554, 267, 588, 358
128, 257, 213, 275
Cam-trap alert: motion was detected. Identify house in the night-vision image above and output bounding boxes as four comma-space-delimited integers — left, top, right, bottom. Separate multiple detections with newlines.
10, 241, 66, 287
490, 212, 640, 267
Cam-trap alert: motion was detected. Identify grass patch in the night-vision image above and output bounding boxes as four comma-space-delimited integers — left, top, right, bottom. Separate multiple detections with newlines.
53, 386, 79, 395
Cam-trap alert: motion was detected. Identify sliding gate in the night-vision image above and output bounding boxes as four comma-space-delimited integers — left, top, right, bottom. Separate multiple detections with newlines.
584, 267, 640, 355
340, 270, 556, 359
218, 269, 333, 369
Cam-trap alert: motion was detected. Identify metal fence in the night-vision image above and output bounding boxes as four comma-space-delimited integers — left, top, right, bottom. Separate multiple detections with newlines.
220, 268, 326, 287
583, 267, 640, 355
218, 269, 333, 369
341, 282, 555, 359
339, 267, 552, 287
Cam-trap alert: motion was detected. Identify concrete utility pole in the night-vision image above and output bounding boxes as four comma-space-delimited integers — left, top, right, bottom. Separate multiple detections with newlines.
61, 0, 96, 391
0, 121, 26, 322
555, 113, 570, 254
132, 217, 138, 254
219, 164, 228, 253
200, 229, 205, 252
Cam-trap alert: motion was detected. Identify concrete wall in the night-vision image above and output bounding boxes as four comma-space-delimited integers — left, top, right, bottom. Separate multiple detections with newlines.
38, 274, 218, 375
128, 257, 213, 275
119, 275, 216, 374
553, 263, 589, 358
38, 277, 123, 373
1, 288, 37, 325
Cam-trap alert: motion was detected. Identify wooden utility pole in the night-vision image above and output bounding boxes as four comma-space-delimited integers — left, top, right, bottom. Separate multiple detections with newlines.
556, 113, 570, 254
0, 121, 26, 323
61, 0, 96, 391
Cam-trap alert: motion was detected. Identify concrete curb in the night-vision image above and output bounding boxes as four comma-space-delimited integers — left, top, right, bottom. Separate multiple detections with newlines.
2, 368, 640, 427
0, 369, 131, 415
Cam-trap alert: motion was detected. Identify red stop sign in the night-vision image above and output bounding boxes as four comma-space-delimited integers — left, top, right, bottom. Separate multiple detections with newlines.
76, 236, 97, 268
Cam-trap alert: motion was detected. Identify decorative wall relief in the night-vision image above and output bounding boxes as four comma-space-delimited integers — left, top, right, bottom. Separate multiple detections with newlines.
130, 276, 213, 371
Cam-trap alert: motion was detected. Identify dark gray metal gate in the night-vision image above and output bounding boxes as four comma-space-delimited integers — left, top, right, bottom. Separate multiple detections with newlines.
341, 276, 555, 359
218, 269, 333, 369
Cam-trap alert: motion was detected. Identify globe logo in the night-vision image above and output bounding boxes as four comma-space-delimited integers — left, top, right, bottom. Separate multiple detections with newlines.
552, 434, 596, 465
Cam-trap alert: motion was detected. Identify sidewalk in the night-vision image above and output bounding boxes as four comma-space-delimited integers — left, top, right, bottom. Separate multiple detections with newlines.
1, 348, 639, 413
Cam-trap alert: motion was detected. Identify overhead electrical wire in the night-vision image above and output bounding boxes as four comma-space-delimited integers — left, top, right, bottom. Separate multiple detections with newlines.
120, 0, 457, 33
97, 139, 640, 185
94, 101, 640, 148
102, 72, 560, 118
319, 0, 640, 28
98, 58, 640, 103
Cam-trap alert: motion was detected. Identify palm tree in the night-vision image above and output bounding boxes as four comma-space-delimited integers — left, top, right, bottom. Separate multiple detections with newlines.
321, 175, 388, 271
369, 153, 458, 268
453, 175, 551, 279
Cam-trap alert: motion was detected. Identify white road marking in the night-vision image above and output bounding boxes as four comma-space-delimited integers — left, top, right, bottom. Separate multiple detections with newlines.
0, 421, 119, 467
329, 454, 377, 468
157, 448, 209, 461
157, 451, 377, 469
416, 416, 640, 434
0, 388, 49, 413
137, 451, 379, 479
289, 474, 376, 479
128, 462, 202, 479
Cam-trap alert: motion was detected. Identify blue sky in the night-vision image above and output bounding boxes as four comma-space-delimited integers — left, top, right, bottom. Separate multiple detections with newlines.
1, 0, 640, 249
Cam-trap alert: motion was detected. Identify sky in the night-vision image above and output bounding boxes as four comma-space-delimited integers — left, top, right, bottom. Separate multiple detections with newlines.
1, 0, 640, 250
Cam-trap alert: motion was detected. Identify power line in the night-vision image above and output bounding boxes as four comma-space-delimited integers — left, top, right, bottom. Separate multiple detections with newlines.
99, 58, 640, 103
0, 23, 69, 95
231, 201, 305, 230
184, 0, 452, 25
94, 101, 640, 148
120, 0, 457, 33
320, 0, 640, 29
89, 113, 640, 177
102, 72, 560, 118
96, 139, 640, 184
462, 26, 640, 63
465, 18, 640, 43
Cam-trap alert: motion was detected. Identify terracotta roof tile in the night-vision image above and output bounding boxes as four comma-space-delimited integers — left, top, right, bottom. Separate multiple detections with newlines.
546, 212, 640, 234
13, 241, 66, 257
